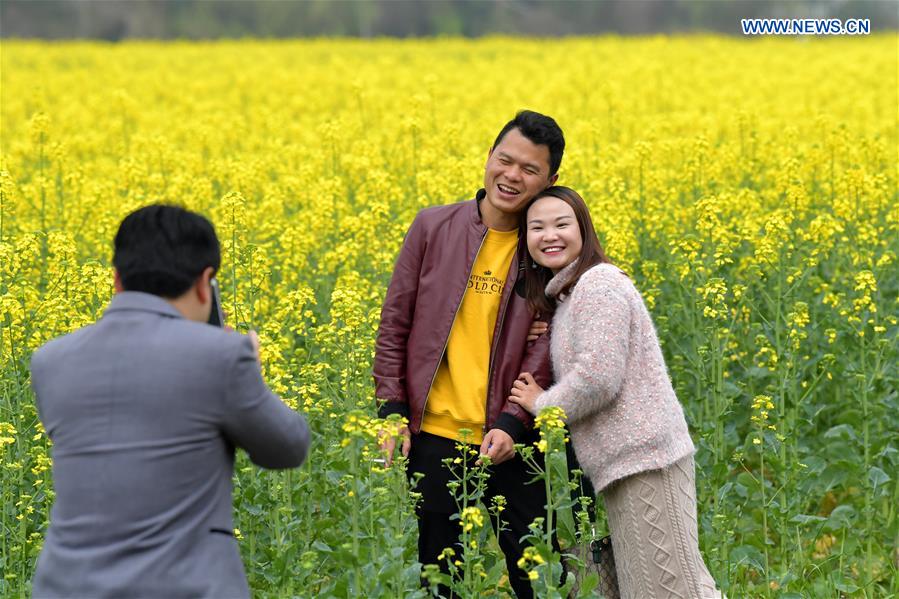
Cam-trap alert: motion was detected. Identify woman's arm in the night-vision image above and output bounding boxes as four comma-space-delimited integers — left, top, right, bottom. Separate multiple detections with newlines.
534, 270, 631, 424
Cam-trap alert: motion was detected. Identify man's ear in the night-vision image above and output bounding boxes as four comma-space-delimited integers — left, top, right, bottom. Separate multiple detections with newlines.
113, 269, 125, 293
548, 172, 559, 187
195, 266, 215, 305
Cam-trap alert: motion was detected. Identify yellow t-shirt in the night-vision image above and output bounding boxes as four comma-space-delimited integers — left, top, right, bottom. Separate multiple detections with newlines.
421, 227, 519, 445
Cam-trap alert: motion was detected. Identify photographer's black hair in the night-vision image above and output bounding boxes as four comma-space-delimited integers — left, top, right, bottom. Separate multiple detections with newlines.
113, 204, 221, 298
492, 110, 566, 177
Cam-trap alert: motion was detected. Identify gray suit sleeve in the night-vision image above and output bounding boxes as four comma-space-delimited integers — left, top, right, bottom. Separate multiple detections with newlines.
222, 335, 310, 469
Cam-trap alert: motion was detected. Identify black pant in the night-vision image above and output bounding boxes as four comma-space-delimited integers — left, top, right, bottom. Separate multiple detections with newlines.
408, 431, 549, 599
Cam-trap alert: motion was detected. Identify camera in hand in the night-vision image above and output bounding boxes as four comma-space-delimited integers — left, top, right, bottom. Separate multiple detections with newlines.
208, 278, 225, 327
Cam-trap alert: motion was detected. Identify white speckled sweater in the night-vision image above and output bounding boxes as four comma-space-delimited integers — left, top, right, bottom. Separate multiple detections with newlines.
534, 261, 695, 492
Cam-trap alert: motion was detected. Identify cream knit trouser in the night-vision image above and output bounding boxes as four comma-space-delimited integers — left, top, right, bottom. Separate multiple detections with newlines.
603, 455, 722, 599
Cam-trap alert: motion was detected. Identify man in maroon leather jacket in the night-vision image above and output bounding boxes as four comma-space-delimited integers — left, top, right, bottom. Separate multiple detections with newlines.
374, 111, 564, 598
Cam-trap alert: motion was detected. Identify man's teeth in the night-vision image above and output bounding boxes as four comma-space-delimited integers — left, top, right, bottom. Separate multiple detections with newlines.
498, 184, 518, 194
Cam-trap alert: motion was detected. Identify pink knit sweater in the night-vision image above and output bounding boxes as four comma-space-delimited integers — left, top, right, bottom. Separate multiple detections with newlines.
534, 261, 695, 492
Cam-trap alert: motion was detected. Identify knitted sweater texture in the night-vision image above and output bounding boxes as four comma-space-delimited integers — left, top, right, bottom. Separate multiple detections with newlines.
535, 261, 695, 492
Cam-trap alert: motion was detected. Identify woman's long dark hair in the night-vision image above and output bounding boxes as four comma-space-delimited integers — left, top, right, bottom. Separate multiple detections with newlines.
519, 186, 612, 314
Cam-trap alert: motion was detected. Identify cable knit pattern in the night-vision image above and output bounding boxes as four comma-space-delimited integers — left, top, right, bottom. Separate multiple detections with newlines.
536, 261, 695, 492
605, 456, 721, 599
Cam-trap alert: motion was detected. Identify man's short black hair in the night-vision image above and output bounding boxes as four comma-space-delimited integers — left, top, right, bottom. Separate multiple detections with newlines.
113, 204, 221, 298
492, 110, 565, 176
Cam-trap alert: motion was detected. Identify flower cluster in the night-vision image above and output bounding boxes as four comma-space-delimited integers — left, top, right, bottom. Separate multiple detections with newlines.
516, 546, 546, 581
459, 506, 484, 533
750, 395, 776, 445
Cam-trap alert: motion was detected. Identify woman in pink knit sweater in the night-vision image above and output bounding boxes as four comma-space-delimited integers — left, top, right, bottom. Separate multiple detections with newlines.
508, 186, 721, 599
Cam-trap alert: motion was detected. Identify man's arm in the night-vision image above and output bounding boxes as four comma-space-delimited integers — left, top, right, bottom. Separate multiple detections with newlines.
28, 346, 50, 435
221, 334, 310, 469
518, 321, 554, 388
480, 313, 553, 464
373, 211, 427, 420
493, 317, 552, 437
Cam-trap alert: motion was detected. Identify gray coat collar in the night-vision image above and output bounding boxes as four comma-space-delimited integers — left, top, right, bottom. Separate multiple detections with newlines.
104, 292, 185, 319
545, 259, 580, 299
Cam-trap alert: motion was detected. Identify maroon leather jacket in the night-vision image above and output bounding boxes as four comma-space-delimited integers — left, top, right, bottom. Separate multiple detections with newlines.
373, 190, 553, 442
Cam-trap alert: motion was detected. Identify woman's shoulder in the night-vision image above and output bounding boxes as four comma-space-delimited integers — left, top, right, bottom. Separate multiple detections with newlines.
578, 262, 632, 291
565, 263, 633, 306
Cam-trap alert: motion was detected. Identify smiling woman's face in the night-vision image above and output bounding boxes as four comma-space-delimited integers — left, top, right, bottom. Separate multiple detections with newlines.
525, 196, 583, 274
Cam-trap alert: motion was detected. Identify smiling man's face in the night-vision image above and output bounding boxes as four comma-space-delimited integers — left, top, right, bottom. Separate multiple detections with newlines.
481, 128, 557, 229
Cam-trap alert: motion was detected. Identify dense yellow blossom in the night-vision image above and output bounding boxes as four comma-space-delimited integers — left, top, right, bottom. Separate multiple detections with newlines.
1, 36, 895, 596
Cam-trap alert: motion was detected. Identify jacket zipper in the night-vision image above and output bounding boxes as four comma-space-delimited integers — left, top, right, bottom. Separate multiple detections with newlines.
420, 230, 488, 428
483, 246, 518, 434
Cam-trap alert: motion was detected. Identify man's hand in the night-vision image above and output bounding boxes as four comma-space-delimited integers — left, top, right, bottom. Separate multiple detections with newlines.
478, 428, 515, 465
248, 330, 261, 368
379, 424, 411, 466
527, 320, 549, 342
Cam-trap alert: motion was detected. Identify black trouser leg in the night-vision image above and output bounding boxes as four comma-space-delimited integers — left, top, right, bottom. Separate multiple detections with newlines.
417, 510, 460, 566
408, 431, 549, 599
408, 433, 462, 598
417, 509, 458, 597
484, 442, 550, 599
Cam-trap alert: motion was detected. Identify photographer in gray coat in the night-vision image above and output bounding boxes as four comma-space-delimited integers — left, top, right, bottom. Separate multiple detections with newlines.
29, 204, 310, 598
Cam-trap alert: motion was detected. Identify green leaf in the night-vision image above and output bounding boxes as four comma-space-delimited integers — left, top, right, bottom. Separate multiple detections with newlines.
868, 466, 891, 488
790, 514, 826, 525
801, 456, 827, 475
879, 445, 899, 464
826, 504, 857, 529
730, 544, 765, 571
817, 465, 849, 492
575, 572, 599, 597
823, 424, 857, 440
832, 575, 860, 593
547, 448, 578, 548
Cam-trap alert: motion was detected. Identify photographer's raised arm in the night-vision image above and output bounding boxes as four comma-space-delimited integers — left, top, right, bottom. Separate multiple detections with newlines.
222, 334, 310, 468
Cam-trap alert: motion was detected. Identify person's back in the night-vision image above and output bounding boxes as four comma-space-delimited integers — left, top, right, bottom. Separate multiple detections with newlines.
30, 204, 310, 598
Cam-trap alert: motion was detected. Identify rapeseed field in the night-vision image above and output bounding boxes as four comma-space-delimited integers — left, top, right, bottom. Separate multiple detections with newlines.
1, 37, 896, 597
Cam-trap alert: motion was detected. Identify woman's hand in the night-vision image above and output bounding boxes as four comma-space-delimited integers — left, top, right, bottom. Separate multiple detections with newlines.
508, 372, 543, 416
527, 320, 548, 342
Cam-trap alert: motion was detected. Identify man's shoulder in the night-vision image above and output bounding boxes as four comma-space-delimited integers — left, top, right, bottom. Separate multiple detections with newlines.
167, 319, 248, 359
413, 198, 476, 226
31, 324, 93, 371
33, 316, 246, 371
111, 306, 246, 355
